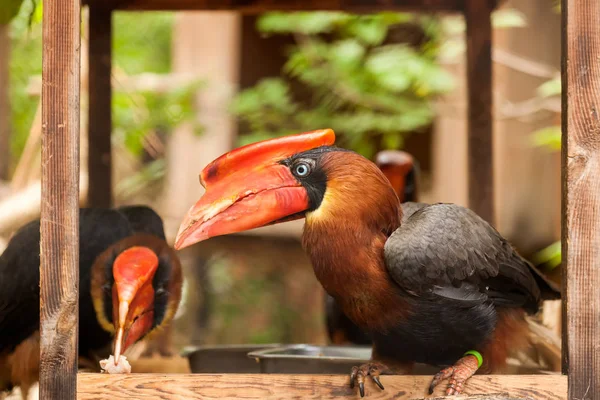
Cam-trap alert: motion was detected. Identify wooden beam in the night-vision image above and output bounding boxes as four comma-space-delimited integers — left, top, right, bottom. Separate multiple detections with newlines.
561, 0, 600, 398
464, 0, 494, 225
82, 0, 464, 12
78, 373, 566, 399
40, 0, 81, 398
87, 7, 112, 208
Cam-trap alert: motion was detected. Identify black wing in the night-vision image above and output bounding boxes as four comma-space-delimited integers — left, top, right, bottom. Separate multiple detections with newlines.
384, 203, 543, 313
0, 208, 133, 355
117, 205, 166, 240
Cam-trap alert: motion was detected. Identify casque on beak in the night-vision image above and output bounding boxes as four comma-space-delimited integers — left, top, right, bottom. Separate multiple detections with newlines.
112, 246, 159, 364
174, 129, 336, 250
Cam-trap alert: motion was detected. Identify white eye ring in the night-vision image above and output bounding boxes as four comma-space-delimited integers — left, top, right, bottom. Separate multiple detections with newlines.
294, 163, 310, 177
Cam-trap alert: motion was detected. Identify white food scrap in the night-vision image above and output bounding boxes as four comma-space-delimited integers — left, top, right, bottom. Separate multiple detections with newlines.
100, 355, 132, 374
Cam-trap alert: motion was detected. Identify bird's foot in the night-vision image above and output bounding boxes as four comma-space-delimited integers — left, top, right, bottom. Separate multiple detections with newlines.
429, 351, 482, 396
350, 362, 389, 397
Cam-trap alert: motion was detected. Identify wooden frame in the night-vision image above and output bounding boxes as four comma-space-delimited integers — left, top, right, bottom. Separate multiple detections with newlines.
40, 0, 81, 398
77, 374, 566, 399
561, 1, 600, 398
37, 0, 594, 398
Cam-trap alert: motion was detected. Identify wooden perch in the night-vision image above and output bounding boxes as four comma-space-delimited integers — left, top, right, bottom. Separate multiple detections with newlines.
77, 373, 566, 400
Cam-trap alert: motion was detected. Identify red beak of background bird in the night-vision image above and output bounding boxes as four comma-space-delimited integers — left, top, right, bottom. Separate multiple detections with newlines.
112, 246, 159, 363
174, 129, 335, 250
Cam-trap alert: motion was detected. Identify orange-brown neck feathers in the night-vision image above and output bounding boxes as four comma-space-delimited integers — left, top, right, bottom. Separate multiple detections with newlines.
305, 151, 401, 232
302, 152, 405, 329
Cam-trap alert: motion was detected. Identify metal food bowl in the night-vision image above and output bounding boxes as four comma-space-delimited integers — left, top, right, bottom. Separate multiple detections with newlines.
247, 344, 372, 374
247, 344, 443, 375
182, 344, 281, 373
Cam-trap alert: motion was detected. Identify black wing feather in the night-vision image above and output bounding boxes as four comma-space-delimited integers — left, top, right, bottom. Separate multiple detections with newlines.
384, 203, 543, 313
117, 205, 166, 240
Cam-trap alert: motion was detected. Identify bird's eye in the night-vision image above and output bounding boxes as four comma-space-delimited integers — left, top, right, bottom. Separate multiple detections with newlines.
293, 162, 311, 178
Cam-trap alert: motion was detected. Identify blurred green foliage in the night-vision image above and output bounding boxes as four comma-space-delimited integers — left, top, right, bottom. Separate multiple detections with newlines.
232, 10, 528, 159
531, 73, 561, 267
529, 4, 561, 269
529, 77, 561, 151
9, 0, 42, 159
532, 240, 561, 270
8, 3, 199, 172
0, 0, 25, 24
231, 12, 453, 159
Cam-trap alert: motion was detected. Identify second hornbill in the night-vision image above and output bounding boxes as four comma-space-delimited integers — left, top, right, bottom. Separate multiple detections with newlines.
326, 150, 418, 346
174, 129, 559, 396
0, 206, 182, 398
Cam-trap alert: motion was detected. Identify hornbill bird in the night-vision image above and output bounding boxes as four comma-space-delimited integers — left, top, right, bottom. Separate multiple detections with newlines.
174, 129, 559, 396
326, 150, 419, 346
0, 206, 182, 398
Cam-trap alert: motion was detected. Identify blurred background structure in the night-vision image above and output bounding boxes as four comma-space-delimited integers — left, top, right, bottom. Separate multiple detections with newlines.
0, 0, 562, 386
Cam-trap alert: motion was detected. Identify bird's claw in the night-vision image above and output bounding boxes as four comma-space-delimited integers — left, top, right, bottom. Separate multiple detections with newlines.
349, 363, 387, 397
428, 354, 480, 396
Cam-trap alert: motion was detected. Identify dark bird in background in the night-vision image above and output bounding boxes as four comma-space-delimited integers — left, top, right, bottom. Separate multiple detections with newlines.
326, 150, 419, 346
0, 206, 182, 399
174, 129, 559, 396
117, 205, 178, 358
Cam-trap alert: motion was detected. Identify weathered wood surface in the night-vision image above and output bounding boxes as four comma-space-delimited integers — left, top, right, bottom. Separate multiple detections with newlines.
78, 374, 565, 399
561, 0, 600, 399
40, 0, 81, 398
464, 0, 494, 225
87, 7, 113, 208
83, 0, 465, 12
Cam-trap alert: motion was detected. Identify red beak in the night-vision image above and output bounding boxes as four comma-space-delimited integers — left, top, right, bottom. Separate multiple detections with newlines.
174, 129, 336, 250
112, 246, 159, 364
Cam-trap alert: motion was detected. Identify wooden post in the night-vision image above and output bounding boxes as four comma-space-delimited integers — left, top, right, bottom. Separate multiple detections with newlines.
87, 8, 113, 208
464, 0, 494, 224
562, 0, 600, 398
40, 0, 80, 398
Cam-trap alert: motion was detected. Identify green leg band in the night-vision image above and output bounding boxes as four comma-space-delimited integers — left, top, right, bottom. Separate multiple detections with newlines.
463, 350, 483, 368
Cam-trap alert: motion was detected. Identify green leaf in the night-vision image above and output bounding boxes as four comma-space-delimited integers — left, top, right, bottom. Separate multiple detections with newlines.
537, 77, 561, 98
31, 0, 42, 23
330, 39, 365, 68
366, 46, 415, 92
415, 64, 455, 95
0, 0, 25, 24
113, 12, 174, 74
532, 241, 561, 269
257, 12, 351, 35
344, 18, 388, 46
530, 126, 561, 151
